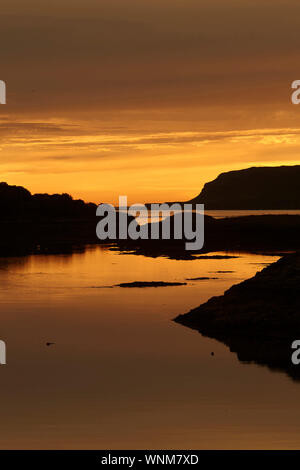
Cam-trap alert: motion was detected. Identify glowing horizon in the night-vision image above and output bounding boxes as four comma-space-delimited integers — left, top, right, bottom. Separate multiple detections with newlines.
1, 0, 300, 204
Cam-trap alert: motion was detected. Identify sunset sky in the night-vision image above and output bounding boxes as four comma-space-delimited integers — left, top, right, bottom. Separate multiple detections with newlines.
1, 0, 300, 204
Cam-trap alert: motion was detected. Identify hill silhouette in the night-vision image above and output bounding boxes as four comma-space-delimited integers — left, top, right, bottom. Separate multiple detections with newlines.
115, 213, 300, 259
0, 182, 97, 220
1, 180, 300, 258
189, 165, 300, 209
0, 183, 99, 256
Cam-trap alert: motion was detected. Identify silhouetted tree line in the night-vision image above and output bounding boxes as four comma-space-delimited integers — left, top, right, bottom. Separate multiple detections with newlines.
0, 182, 97, 220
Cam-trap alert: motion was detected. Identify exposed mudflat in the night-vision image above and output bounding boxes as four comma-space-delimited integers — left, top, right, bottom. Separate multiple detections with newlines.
117, 281, 187, 288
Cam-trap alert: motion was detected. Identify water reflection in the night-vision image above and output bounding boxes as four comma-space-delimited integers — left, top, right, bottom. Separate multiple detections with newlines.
186, 329, 300, 382
0, 246, 299, 449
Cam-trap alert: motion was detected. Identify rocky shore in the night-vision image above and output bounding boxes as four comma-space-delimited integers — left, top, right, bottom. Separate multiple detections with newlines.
175, 252, 300, 336
174, 252, 300, 379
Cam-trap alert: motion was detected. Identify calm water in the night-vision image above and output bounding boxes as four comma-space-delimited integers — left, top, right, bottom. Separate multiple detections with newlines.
206, 210, 300, 219
133, 209, 300, 224
0, 246, 299, 449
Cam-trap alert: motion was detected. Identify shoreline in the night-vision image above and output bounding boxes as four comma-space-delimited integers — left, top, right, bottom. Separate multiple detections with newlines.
174, 252, 300, 379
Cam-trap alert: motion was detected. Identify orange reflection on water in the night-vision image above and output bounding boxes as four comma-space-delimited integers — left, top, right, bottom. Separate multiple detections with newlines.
0, 247, 299, 449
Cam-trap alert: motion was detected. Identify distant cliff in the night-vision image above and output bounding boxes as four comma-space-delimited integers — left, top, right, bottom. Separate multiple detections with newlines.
189, 165, 300, 209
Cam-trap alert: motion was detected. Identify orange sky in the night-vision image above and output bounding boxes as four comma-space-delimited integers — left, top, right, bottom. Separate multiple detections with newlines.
1, 0, 300, 204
